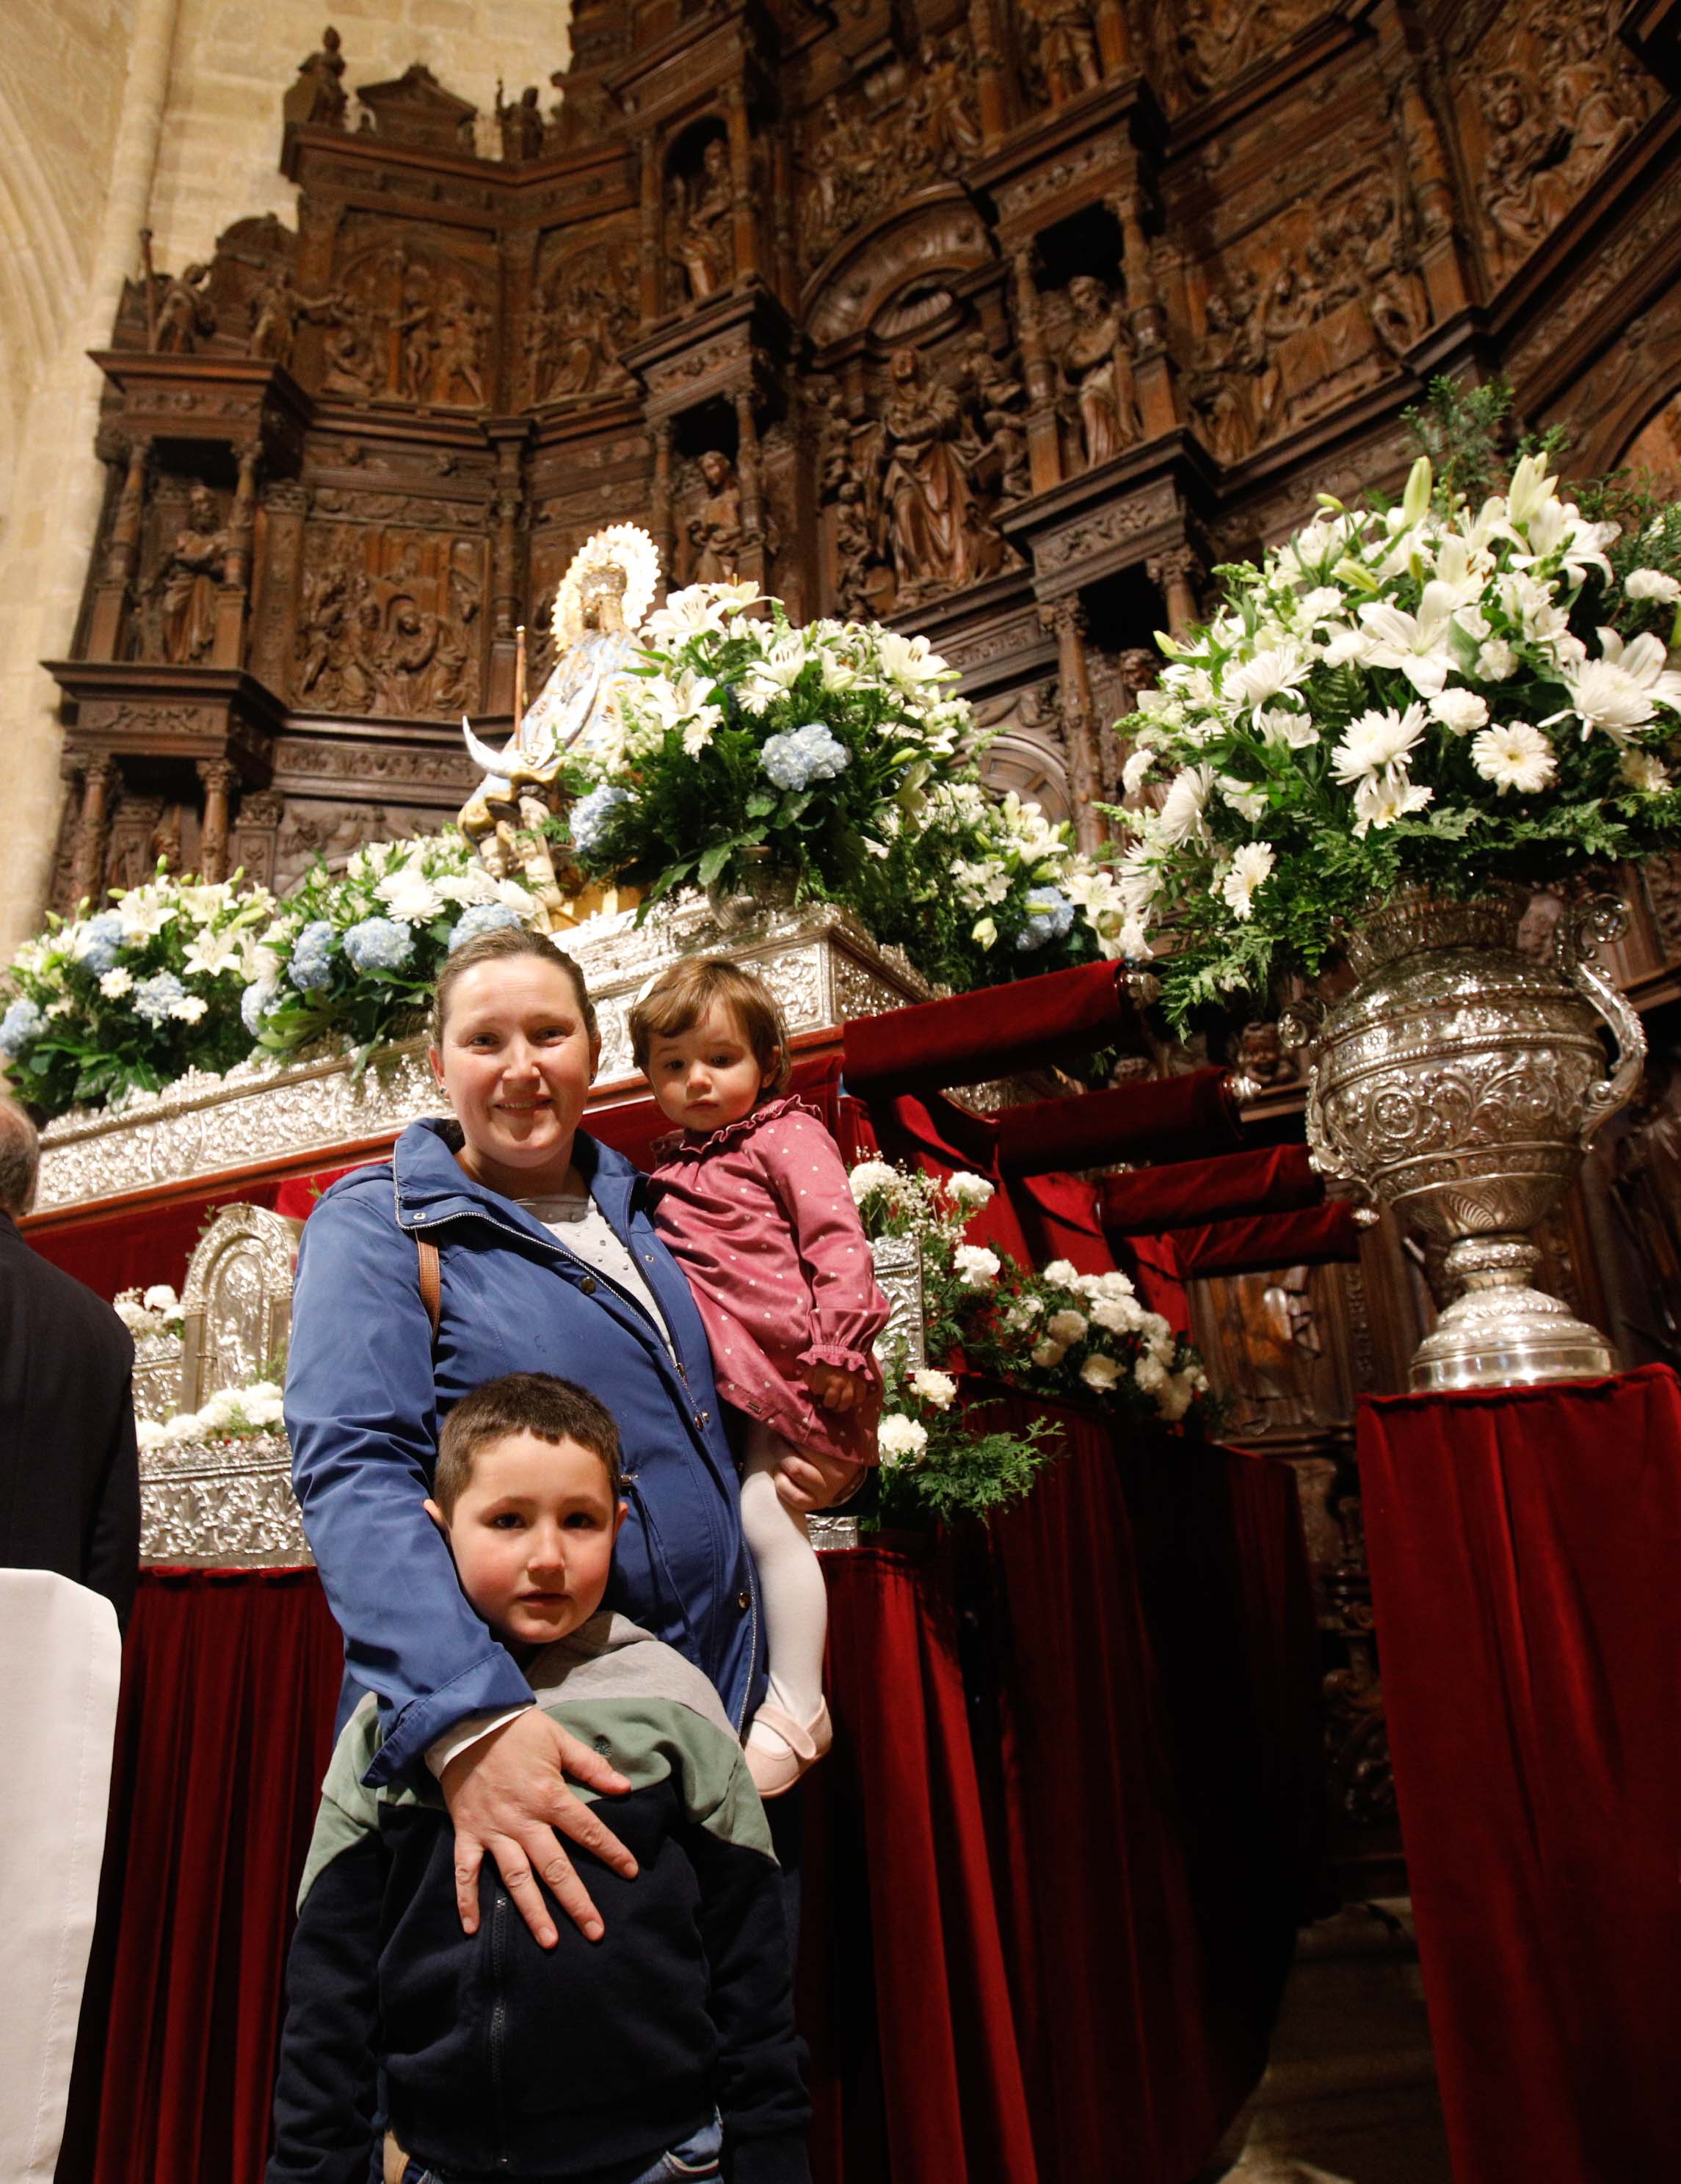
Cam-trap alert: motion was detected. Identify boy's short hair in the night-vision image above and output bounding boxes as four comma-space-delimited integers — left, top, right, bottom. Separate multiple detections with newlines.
435, 1372, 624, 1515
627, 956, 792, 1094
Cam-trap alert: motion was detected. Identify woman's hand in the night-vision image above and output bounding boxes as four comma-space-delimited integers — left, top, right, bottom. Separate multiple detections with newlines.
773, 1441, 864, 1514
440, 1707, 638, 1948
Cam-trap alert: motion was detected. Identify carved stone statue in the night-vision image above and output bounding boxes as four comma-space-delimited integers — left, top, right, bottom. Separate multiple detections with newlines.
1059, 275, 1141, 468
496, 82, 545, 162
1018, 0, 1103, 105
247, 266, 337, 370
320, 290, 380, 396
283, 26, 348, 130
959, 334, 1031, 503
154, 263, 216, 354
687, 451, 744, 581
672, 137, 734, 302
910, 36, 983, 172
434, 290, 488, 407
157, 486, 228, 663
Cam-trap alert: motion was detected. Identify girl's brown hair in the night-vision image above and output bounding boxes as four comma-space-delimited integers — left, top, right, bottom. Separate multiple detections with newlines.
627, 957, 792, 1096
432, 924, 598, 1046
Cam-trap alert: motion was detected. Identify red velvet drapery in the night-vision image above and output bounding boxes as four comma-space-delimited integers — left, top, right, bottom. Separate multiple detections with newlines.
1358, 1366, 1681, 2183
69, 1418, 1320, 2184
841, 961, 1128, 1095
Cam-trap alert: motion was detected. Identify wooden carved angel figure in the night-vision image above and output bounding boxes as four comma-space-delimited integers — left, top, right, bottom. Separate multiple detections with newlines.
458, 524, 661, 928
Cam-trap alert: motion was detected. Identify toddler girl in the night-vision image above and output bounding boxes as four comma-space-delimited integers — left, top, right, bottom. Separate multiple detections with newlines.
630, 957, 889, 1797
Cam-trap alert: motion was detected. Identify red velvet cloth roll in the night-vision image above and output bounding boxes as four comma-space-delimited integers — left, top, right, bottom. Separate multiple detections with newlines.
841, 961, 1128, 1096
1170, 1201, 1361, 1278
1099, 1144, 1323, 1233
993, 1067, 1241, 1175
1359, 1367, 1681, 2182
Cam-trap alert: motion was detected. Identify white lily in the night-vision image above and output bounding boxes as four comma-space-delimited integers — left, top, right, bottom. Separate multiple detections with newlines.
1357, 584, 1462, 696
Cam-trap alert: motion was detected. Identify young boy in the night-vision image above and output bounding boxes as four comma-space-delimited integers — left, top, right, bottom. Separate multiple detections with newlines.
266, 1372, 811, 2184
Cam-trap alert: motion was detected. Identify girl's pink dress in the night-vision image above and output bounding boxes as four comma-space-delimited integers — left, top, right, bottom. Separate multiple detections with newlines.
647, 1093, 890, 1467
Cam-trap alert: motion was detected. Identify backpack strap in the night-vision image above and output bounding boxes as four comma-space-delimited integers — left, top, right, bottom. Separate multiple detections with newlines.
415, 1236, 442, 1344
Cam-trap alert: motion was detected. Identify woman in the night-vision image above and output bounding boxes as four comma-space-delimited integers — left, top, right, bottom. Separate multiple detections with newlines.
286, 925, 853, 1949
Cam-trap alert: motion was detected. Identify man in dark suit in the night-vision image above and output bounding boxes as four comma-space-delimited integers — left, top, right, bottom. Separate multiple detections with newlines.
0, 1098, 139, 1627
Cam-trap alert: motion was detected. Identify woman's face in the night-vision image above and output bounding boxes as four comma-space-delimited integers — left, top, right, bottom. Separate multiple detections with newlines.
431, 957, 600, 1193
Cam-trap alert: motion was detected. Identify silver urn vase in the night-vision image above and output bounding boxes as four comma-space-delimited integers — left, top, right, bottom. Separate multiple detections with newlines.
1287, 891, 1646, 1391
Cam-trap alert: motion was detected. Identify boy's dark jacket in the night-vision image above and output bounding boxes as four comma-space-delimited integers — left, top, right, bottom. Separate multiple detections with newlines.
266, 1613, 810, 2184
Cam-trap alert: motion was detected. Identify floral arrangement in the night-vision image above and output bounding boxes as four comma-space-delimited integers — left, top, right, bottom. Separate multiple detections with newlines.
571, 583, 1138, 990
1114, 410, 1681, 1023
134, 1377, 286, 1455
849, 1158, 1210, 1524
0, 872, 277, 1113
114, 1284, 184, 1339
242, 830, 539, 1066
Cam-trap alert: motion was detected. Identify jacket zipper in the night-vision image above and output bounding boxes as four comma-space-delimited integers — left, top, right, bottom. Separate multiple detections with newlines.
490, 1886, 509, 2168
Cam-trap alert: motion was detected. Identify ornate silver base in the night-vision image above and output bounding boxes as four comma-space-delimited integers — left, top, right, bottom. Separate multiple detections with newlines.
1409, 1237, 1616, 1392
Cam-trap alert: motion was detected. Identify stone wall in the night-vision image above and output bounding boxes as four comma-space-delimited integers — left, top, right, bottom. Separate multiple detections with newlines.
0, 0, 573, 956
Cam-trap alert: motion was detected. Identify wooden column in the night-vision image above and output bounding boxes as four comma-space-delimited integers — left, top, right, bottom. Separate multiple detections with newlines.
248, 479, 308, 697
1094, 0, 1131, 75
197, 757, 239, 882
639, 134, 662, 323
68, 757, 120, 911
89, 437, 150, 660
1012, 248, 1063, 495
1148, 547, 1202, 638
651, 418, 675, 594
1041, 597, 1105, 855
725, 86, 757, 286
969, 0, 1009, 146
213, 440, 261, 667
735, 384, 767, 587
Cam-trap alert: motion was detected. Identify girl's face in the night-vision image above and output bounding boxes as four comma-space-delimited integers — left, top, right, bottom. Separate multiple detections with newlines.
645, 999, 775, 1134
431, 957, 600, 1195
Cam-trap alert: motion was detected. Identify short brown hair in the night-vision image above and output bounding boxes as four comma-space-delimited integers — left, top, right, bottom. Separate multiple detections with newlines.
627, 957, 791, 1094
0, 1097, 39, 1216
434, 1372, 623, 1515
432, 925, 598, 1046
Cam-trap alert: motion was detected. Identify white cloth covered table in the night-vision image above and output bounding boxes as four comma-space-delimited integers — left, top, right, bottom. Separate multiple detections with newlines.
0, 1570, 120, 2181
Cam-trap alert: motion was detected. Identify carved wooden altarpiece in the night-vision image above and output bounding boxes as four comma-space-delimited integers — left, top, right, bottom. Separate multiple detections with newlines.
44, 0, 1681, 1875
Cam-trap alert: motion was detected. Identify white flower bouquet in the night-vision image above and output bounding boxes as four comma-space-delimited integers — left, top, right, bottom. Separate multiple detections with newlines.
849, 1161, 1213, 1526
1115, 412, 1681, 1022
244, 830, 539, 1066
0, 869, 276, 1116
135, 1377, 286, 1455
114, 1284, 185, 1339
570, 582, 1128, 989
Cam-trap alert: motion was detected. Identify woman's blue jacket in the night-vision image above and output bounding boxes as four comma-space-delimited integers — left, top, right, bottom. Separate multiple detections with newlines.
285, 1115, 764, 1788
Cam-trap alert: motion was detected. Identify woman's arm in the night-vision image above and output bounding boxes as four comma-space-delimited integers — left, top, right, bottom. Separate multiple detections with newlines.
286, 1185, 532, 1788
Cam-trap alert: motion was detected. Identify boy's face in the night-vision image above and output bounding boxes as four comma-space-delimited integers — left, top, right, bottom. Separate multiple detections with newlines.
428, 1430, 626, 1650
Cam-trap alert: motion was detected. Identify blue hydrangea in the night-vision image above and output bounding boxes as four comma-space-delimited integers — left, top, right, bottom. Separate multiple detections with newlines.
73, 912, 126, 976
1014, 887, 1076, 952
0, 997, 43, 1057
569, 784, 632, 855
241, 979, 279, 1037
341, 916, 415, 977
132, 972, 186, 1025
288, 920, 338, 994
446, 902, 523, 953
760, 721, 849, 793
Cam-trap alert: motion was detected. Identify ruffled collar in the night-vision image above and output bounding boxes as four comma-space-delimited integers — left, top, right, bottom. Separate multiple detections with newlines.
653, 1090, 817, 1163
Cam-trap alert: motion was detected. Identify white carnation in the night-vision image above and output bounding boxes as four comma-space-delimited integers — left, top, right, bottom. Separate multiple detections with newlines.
1428, 688, 1489, 735
1624, 568, 1681, 603
954, 1244, 1001, 1289
946, 1171, 994, 1210
1080, 1353, 1121, 1393
1134, 1353, 1169, 1394
142, 1285, 180, 1314
848, 1160, 899, 1203
877, 1413, 929, 1466
1089, 1292, 1145, 1333
909, 1369, 958, 1409
1619, 748, 1671, 794
1031, 1339, 1067, 1369
1047, 1308, 1089, 1345
1042, 1259, 1080, 1289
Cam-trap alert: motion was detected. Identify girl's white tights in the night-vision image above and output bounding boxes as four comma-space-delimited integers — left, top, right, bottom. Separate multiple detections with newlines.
740, 1422, 830, 1743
